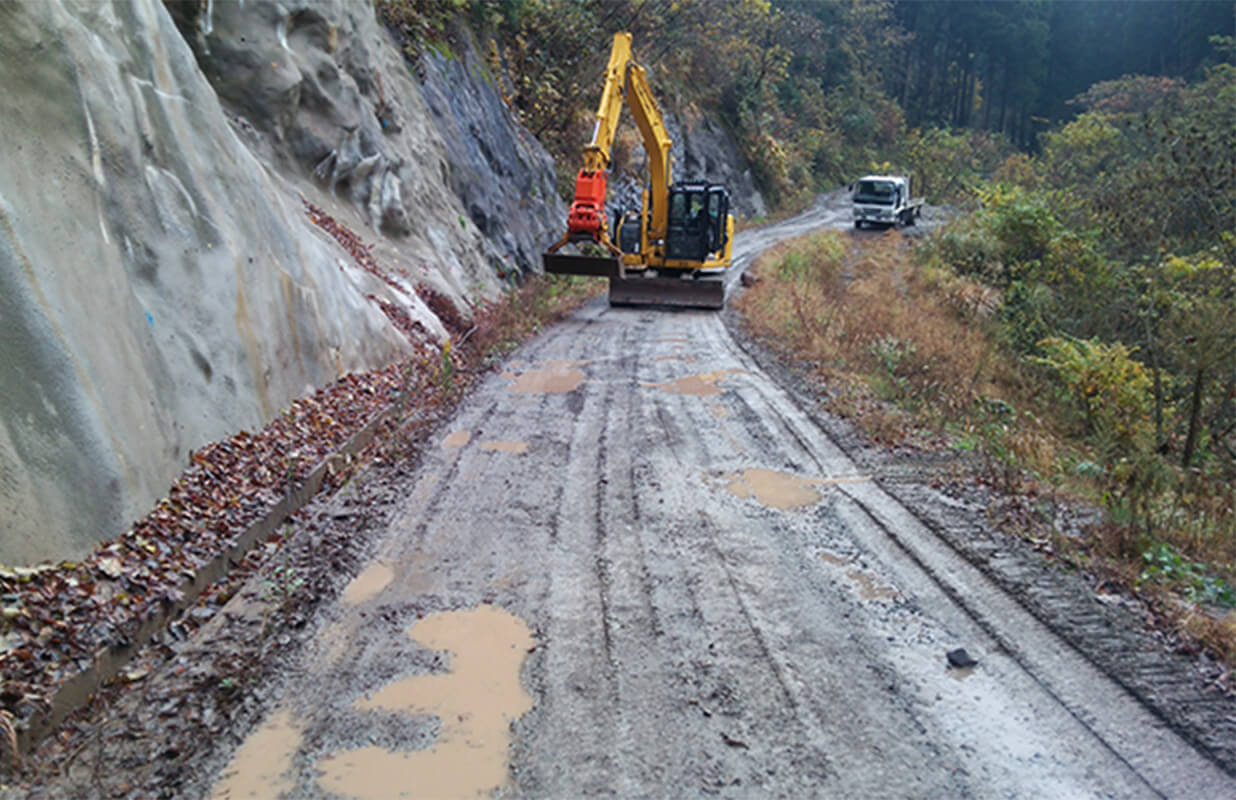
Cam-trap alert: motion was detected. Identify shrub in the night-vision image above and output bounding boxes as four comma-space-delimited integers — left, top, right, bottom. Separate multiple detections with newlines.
1034, 336, 1152, 449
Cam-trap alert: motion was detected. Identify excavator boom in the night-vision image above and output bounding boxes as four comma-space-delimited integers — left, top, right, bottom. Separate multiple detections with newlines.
542, 33, 732, 310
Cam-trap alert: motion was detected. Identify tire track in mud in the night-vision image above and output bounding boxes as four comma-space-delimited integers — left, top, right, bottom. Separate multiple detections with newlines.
520, 306, 660, 797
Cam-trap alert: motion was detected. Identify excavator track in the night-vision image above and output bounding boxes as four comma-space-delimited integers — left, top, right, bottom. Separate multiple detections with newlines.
608, 271, 725, 309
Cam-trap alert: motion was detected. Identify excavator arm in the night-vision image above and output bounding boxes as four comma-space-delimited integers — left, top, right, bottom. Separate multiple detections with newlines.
552, 32, 672, 253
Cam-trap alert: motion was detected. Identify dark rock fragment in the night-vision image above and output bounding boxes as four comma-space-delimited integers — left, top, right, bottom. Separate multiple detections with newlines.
947, 648, 978, 669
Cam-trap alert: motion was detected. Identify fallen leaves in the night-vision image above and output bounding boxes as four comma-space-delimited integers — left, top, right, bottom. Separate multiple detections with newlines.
0, 362, 431, 739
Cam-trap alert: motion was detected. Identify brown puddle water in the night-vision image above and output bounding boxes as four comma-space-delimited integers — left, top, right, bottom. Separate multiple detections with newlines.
504, 366, 586, 394
209, 708, 301, 800
479, 440, 530, 455
442, 429, 471, 449
316, 604, 535, 799
948, 666, 976, 681
725, 468, 823, 510
727, 470, 872, 511
646, 369, 745, 397
343, 562, 394, 606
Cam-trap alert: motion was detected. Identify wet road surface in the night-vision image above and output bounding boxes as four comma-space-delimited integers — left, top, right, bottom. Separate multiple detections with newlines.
209, 193, 1235, 798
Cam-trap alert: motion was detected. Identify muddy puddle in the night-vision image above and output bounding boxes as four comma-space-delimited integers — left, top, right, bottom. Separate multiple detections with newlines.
479, 440, 530, 455
316, 604, 535, 799
343, 562, 394, 606
725, 468, 823, 510
646, 369, 744, 397
442, 429, 471, 449
726, 469, 872, 511
502, 365, 586, 394
209, 708, 301, 800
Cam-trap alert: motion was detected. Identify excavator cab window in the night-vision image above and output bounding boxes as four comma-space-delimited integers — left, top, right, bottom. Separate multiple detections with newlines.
667, 183, 725, 262
707, 187, 729, 254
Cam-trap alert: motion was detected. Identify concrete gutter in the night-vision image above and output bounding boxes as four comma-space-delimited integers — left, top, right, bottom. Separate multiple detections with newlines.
14, 402, 400, 759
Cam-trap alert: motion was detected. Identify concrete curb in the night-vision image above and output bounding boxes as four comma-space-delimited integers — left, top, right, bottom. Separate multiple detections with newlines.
15, 403, 399, 758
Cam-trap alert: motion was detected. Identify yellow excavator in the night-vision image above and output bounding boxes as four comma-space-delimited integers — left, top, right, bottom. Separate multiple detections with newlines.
543, 33, 734, 309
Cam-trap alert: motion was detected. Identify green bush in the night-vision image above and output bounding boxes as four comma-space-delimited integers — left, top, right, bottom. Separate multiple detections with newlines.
1034, 336, 1152, 448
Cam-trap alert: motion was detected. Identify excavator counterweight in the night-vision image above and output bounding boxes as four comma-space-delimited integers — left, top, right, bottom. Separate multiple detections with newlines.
542, 33, 733, 310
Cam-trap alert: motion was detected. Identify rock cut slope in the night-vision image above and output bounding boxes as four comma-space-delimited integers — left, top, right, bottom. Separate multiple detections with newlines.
0, 0, 563, 563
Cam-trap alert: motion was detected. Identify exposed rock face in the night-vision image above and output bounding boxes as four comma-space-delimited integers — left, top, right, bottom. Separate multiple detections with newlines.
418, 39, 563, 277
670, 106, 766, 220
0, 0, 563, 563
166, 0, 564, 301
608, 108, 767, 223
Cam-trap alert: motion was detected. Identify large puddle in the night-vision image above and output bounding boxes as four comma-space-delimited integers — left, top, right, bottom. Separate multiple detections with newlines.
208, 708, 301, 800
502, 365, 586, 394
645, 369, 745, 397
725, 468, 823, 510
726, 469, 871, 511
343, 562, 394, 606
317, 604, 535, 799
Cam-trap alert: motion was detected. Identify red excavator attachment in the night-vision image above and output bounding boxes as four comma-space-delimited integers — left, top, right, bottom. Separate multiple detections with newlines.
566, 169, 608, 240
544, 168, 622, 279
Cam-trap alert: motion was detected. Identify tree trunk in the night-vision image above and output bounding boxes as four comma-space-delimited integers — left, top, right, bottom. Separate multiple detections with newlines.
1182, 365, 1206, 468
1143, 317, 1165, 450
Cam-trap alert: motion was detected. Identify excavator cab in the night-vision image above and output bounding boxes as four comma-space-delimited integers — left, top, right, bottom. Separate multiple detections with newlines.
665, 183, 729, 264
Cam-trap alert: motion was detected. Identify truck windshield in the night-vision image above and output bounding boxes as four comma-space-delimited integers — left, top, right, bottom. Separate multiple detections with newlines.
854, 180, 896, 205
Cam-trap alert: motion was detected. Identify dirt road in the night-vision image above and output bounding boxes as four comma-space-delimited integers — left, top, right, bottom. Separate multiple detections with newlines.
196, 193, 1236, 799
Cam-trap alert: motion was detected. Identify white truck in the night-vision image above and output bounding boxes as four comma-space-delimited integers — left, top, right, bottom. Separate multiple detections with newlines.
850, 174, 923, 229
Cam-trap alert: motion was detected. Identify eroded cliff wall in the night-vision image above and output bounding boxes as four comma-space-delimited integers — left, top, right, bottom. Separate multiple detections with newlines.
0, 0, 563, 563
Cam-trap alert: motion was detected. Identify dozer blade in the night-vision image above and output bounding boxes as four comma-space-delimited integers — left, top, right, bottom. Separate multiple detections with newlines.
542, 252, 620, 278
608, 273, 726, 310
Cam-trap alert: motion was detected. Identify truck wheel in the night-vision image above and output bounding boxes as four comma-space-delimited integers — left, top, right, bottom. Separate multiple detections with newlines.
854, 220, 863, 230
905, 211, 916, 227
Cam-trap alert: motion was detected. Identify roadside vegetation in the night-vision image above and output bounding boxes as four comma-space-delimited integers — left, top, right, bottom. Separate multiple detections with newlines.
377, 0, 1229, 211
738, 60, 1236, 664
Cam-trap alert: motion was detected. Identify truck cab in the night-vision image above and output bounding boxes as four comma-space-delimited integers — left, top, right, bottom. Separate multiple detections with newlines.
851, 175, 921, 229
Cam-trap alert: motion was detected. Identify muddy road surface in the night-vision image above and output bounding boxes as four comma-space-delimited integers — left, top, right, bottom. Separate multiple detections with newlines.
175, 194, 1236, 797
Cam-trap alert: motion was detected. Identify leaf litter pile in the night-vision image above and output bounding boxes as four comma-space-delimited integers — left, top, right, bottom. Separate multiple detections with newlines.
0, 204, 597, 777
